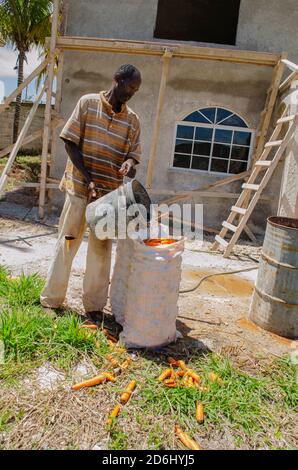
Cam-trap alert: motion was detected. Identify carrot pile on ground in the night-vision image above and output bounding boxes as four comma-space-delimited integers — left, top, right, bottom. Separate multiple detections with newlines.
155, 356, 224, 450
157, 356, 212, 392
73, 323, 225, 449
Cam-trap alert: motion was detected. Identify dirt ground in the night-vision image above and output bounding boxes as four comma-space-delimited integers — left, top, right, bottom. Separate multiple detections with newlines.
1, 191, 296, 364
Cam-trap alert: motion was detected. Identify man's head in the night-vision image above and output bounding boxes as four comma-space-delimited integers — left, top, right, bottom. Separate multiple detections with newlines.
113, 64, 141, 104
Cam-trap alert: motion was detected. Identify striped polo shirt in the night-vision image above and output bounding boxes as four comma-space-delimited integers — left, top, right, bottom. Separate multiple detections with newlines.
59, 91, 142, 198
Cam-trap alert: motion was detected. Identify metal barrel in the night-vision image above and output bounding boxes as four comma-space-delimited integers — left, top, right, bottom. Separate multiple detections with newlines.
249, 216, 298, 338
85, 179, 152, 236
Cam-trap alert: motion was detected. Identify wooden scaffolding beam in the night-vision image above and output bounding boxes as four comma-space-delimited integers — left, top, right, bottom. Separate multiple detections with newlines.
53, 36, 280, 66
252, 53, 287, 165
0, 129, 43, 160
38, 0, 60, 219
0, 58, 50, 115
0, 83, 47, 196
146, 49, 172, 189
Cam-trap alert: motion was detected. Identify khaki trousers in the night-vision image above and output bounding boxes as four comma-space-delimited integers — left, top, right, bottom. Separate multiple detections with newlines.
40, 193, 112, 312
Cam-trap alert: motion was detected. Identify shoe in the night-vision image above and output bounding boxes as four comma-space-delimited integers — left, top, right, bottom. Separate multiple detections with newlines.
85, 310, 105, 324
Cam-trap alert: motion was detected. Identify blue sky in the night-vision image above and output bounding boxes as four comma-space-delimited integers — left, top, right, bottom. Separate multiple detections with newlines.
0, 45, 45, 102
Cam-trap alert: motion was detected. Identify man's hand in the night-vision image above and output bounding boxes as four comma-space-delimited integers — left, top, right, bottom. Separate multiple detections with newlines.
119, 158, 136, 177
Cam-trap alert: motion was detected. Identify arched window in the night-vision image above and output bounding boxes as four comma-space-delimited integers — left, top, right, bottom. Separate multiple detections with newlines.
172, 107, 255, 175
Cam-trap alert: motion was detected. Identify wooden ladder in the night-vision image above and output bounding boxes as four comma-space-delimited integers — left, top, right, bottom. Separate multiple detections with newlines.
252, 54, 287, 165
212, 109, 298, 257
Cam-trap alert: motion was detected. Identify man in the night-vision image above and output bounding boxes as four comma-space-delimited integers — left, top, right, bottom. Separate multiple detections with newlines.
40, 64, 142, 322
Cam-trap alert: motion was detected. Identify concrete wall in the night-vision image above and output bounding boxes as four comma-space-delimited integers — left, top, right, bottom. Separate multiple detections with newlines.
66, 0, 158, 41
66, 0, 298, 61
0, 102, 45, 154
237, 0, 298, 62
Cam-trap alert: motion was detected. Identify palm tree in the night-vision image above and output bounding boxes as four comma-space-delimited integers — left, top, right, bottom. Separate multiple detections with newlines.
0, 0, 52, 142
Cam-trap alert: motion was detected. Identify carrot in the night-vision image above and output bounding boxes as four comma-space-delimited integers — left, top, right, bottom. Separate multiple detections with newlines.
187, 370, 201, 384
103, 372, 116, 382
167, 357, 180, 367
107, 341, 126, 353
177, 370, 185, 378
106, 355, 119, 367
71, 374, 106, 391
177, 360, 187, 371
208, 372, 223, 385
158, 369, 173, 382
175, 425, 202, 451
103, 329, 118, 343
182, 372, 190, 386
107, 334, 118, 343
115, 346, 127, 353
188, 376, 194, 387
196, 402, 204, 424
107, 405, 121, 426
120, 380, 137, 404
163, 377, 177, 388
120, 358, 131, 370
164, 379, 176, 385
80, 324, 98, 330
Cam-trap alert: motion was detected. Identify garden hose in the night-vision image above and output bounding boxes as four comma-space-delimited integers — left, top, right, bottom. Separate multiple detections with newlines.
179, 265, 258, 294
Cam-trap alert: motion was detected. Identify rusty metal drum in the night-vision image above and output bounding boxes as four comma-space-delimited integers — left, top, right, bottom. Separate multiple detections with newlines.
249, 217, 298, 338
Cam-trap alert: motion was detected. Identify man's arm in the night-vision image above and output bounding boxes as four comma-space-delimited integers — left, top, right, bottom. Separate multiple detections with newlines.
64, 140, 96, 198
65, 140, 91, 185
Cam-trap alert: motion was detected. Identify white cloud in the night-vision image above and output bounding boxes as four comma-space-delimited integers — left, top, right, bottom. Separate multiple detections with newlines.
0, 46, 43, 78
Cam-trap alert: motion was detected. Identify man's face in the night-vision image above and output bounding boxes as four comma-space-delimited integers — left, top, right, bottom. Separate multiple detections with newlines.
115, 74, 141, 104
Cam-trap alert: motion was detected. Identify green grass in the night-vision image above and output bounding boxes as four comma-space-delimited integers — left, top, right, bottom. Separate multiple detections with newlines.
0, 266, 297, 450
0, 155, 41, 193
0, 271, 44, 307
0, 267, 109, 376
108, 425, 129, 450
